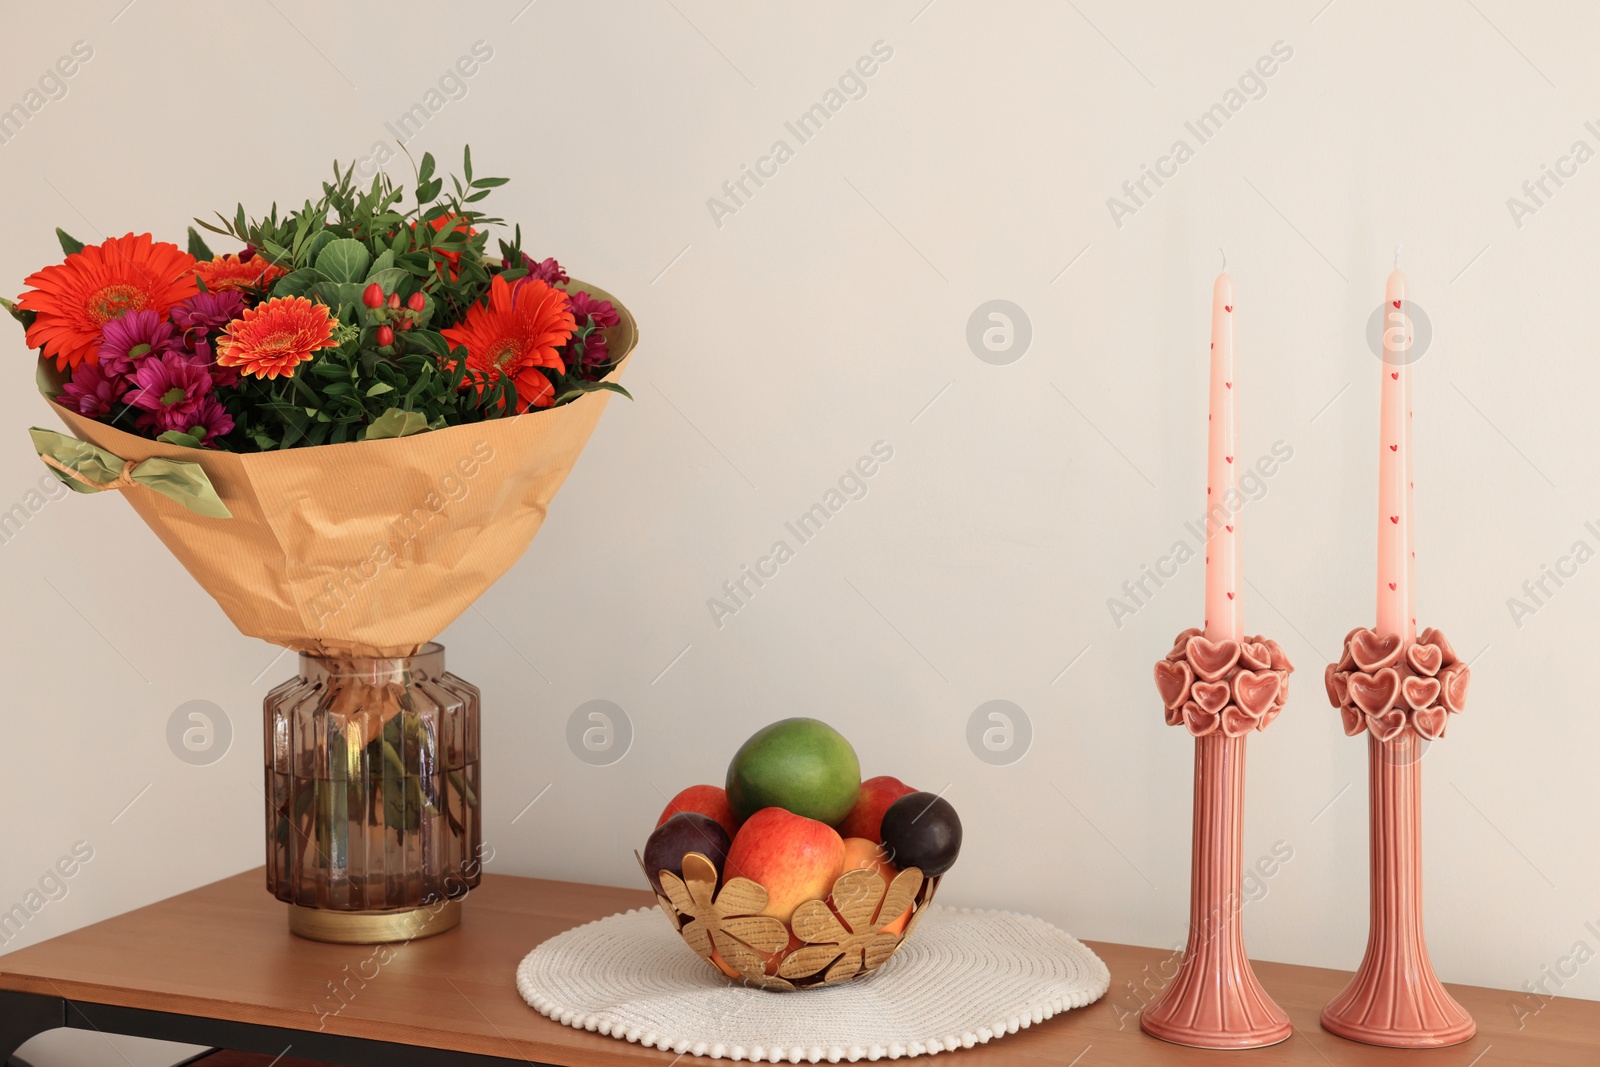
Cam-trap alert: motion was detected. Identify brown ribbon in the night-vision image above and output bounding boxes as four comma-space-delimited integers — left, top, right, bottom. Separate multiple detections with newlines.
40, 453, 137, 492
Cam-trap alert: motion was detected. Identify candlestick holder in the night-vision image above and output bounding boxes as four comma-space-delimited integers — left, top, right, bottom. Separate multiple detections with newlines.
1321, 625, 1474, 1047
1143, 628, 1293, 1049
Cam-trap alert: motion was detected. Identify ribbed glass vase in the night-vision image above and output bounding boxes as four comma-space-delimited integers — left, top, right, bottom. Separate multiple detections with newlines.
264, 642, 480, 942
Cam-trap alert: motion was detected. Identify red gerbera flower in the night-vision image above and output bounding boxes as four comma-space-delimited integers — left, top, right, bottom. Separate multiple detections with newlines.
439, 276, 575, 412
18, 233, 198, 371
194, 253, 286, 294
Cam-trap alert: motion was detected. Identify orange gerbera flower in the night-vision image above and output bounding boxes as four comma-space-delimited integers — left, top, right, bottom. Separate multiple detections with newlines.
216, 296, 338, 380
439, 276, 575, 412
18, 233, 198, 370
195, 253, 286, 294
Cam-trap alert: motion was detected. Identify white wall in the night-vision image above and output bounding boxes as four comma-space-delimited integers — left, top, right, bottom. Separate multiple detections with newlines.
1, 2, 1593, 1061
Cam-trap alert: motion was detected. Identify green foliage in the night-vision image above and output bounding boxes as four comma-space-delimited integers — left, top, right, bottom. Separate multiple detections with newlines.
193, 148, 534, 451
55, 228, 84, 256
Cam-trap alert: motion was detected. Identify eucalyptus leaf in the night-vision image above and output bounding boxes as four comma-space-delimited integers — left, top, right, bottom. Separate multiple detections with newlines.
363, 408, 430, 440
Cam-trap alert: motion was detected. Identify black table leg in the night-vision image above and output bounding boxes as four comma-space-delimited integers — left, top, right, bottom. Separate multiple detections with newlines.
0, 991, 65, 1067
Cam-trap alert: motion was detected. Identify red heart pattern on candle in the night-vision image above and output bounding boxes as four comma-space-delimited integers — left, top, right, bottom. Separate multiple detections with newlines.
1191, 679, 1230, 714
1327, 627, 1468, 742
1349, 629, 1402, 670
1440, 663, 1470, 713
1367, 707, 1407, 742
1233, 670, 1280, 717
1405, 642, 1443, 677
1388, 582, 1397, 590
1390, 516, 1399, 524
1224, 305, 1232, 312
1348, 668, 1400, 716
1392, 299, 1401, 308
1225, 381, 1232, 388
1185, 635, 1241, 681
1390, 444, 1398, 451
1154, 659, 1192, 709
1391, 371, 1399, 380
1412, 705, 1448, 740
1401, 675, 1441, 710
1159, 628, 1292, 737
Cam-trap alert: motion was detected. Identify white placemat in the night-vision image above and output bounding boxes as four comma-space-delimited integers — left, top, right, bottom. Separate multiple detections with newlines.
516, 904, 1109, 1062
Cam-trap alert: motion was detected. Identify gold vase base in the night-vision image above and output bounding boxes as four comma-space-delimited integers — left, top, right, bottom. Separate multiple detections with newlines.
288, 899, 462, 944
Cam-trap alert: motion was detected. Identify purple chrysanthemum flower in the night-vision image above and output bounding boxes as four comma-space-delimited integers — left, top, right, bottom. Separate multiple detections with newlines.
170, 290, 244, 340
168, 394, 234, 446
62, 361, 123, 419
522, 255, 568, 287
568, 291, 619, 330
98, 310, 182, 378
124, 352, 212, 428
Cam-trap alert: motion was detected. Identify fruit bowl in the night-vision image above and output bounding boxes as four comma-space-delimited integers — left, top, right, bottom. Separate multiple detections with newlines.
639, 851, 941, 990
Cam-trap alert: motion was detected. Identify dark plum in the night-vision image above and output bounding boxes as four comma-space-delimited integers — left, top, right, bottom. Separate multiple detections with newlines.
879, 791, 962, 877
642, 812, 731, 893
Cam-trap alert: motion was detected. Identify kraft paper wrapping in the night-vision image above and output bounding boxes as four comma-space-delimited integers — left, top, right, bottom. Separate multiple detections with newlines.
41, 282, 636, 658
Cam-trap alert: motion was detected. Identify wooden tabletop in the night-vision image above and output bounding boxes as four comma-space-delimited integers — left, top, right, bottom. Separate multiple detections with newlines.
0, 869, 1590, 1066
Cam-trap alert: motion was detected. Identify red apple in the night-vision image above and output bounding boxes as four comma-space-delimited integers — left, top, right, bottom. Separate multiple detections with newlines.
657, 784, 739, 838
839, 837, 910, 935
724, 807, 844, 923
834, 775, 916, 842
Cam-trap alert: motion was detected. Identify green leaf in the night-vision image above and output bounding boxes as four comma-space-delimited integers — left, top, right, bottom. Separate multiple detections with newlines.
186, 227, 214, 261
157, 429, 204, 448
553, 380, 633, 405
272, 268, 323, 298
3, 296, 37, 333
310, 280, 364, 310
470, 176, 509, 189
364, 267, 408, 296
364, 248, 395, 280
304, 228, 337, 266
418, 152, 435, 186
363, 408, 430, 440
462, 144, 473, 184
314, 238, 371, 283
365, 381, 394, 397
35, 358, 65, 398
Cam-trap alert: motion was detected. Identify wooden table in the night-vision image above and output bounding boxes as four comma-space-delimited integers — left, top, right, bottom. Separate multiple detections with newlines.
0, 870, 1590, 1066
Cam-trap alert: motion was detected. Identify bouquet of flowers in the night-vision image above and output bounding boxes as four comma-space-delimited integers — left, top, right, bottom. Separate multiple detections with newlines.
8, 147, 636, 657
9, 149, 637, 932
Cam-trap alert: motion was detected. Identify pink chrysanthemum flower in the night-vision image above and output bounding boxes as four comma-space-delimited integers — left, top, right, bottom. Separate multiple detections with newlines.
97, 309, 183, 378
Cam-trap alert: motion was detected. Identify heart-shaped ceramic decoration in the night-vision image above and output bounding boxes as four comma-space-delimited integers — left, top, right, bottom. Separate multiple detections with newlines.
1440, 663, 1470, 713
1238, 640, 1272, 671
1412, 705, 1449, 740
1401, 675, 1441, 711
1232, 669, 1280, 718
1191, 680, 1231, 715
1337, 628, 1361, 671
1182, 701, 1220, 737
1366, 707, 1407, 742
1185, 636, 1241, 681
1417, 627, 1458, 666
1154, 659, 1193, 710
1347, 668, 1400, 717
1349, 629, 1403, 671
1405, 642, 1443, 677
1166, 626, 1203, 662
1221, 705, 1256, 737
1324, 665, 1349, 707
1340, 704, 1366, 737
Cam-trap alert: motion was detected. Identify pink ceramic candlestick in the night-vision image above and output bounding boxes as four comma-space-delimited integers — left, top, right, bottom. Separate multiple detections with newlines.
1144, 273, 1292, 1050
1321, 268, 1475, 1048
1204, 272, 1240, 642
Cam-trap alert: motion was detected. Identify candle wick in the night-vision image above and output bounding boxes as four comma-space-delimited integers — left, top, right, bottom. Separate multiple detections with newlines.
1394, 244, 1403, 268
1219, 247, 1226, 271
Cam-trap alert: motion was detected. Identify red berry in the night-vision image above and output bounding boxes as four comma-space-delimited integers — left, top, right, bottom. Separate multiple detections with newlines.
406, 292, 426, 312
399, 318, 413, 331
362, 283, 383, 308
387, 293, 401, 309
376, 325, 395, 346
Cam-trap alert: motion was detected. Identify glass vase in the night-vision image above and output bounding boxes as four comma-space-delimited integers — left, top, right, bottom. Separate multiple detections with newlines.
264, 642, 481, 943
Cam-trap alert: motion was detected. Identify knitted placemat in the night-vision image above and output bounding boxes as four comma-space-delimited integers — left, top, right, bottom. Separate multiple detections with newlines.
516, 904, 1109, 1062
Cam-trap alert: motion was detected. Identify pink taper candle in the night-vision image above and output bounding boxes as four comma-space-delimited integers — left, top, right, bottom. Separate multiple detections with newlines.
1377, 268, 1412, 640
1204, 272, 1239, 641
